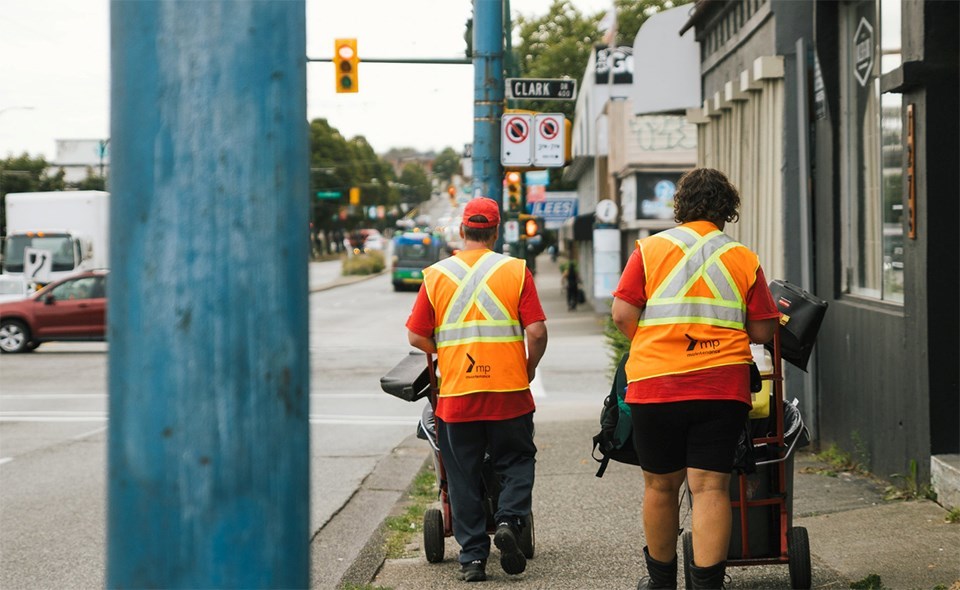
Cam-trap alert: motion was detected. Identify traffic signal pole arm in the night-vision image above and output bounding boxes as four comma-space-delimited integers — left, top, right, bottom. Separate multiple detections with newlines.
308, 57, 471, 64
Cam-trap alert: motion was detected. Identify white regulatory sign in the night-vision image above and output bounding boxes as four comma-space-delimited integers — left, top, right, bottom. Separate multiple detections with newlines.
500, 114, 533, 167
23, 247, 53, 283
533, 113, 565, 167
503, 220, 520, 244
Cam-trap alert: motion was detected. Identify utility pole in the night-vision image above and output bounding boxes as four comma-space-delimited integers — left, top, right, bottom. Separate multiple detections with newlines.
472, 0, 504, 206
107, 2, 310, 587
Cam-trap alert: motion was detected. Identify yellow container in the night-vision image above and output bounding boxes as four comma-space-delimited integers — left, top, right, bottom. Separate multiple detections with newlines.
748, 344, 773, 419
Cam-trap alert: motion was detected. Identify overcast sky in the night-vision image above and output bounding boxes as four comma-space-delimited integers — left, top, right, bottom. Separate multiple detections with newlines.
0, 0, 613, 161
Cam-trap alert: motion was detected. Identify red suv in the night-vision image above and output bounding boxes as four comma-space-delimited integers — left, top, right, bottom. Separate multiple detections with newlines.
0, 270, 108, 353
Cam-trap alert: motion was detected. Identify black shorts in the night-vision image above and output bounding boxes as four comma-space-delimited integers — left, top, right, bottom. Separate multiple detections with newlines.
629, 400, 749, 474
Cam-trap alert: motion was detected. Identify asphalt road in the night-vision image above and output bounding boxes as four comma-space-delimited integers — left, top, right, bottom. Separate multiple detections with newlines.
0, 264, 429, 589
0, 244, 615, 589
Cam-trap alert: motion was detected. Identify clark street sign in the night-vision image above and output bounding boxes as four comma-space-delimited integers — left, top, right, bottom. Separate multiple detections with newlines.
506, 78, 577, 101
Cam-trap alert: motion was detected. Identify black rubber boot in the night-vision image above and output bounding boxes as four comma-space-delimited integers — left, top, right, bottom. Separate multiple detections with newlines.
636, 546, 677, 590
689, 560, 726, 589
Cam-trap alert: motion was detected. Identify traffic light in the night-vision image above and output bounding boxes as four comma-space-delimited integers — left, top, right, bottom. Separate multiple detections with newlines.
333, 38, 358, 93
505, 171, 522, 211
519, 214, 541, 238
524, 217, 540, 238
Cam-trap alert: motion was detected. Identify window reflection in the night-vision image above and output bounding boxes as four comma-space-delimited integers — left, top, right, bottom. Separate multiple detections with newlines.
840, 0, 903, 303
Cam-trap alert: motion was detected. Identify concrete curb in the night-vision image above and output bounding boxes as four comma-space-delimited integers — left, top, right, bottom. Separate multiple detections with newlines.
337, 453, 434, 589
309, 433, 430, 590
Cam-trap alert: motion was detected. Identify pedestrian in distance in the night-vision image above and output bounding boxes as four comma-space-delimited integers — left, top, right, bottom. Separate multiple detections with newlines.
611, 168, 780, 589
406, 197, 548, 583
562, 260, 581, 311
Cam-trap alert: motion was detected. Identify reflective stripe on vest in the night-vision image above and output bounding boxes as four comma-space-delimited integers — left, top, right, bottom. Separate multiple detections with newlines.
639, 227, 746, 329
433, 252, 523, 347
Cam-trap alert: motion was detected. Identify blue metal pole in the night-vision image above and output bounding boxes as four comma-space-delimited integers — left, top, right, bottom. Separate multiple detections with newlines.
107, 2, 310, 588
473, 0, 504, 205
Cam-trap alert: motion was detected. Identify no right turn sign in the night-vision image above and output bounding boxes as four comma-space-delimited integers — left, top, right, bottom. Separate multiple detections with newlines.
533, 113, 565, 167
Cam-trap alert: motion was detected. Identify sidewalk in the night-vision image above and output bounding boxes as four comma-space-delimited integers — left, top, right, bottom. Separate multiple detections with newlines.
348, 256, 960, 590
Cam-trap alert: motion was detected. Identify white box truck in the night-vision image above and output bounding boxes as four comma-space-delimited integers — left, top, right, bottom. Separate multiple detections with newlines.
2, 191, 109, 284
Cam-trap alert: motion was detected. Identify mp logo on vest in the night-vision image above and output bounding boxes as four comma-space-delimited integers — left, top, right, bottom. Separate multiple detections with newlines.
465, 353, 492, 378
684, 334, 721, 355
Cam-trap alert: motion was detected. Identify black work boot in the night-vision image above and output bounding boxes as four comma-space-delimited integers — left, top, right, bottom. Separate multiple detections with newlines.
689, 560, 726, 589
493, 519, 527, 575
636, 546, 677, 589
458, 559, 487, 582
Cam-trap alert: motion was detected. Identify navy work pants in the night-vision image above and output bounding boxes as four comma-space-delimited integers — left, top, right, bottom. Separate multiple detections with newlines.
436, 412, 536, 565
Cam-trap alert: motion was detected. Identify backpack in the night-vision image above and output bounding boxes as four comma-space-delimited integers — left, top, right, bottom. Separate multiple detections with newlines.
591, 353, 640, 477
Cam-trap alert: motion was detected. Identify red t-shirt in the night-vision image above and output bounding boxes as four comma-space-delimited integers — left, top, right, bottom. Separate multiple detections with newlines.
405, 251, 546, 423
612, 246, 781, 405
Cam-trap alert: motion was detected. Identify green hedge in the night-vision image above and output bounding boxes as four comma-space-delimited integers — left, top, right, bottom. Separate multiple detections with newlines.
341, 250, 385, 276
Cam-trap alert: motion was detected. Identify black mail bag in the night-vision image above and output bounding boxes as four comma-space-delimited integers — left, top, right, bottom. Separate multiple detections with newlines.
766, 280, 828, 371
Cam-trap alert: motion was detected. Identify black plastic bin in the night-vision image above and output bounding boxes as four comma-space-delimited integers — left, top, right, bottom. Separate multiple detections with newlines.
728, 399, 809, 559
380, 351, 431, 402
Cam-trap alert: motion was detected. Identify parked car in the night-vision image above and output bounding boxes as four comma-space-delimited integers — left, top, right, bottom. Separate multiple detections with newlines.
0, 269, 108, 353
0, 275, 34, 304
363, 234, 385, 251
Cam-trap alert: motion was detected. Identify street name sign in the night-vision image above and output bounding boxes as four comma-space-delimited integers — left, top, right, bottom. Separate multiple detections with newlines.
506, 78, 577, 101
315, 191, 341, 199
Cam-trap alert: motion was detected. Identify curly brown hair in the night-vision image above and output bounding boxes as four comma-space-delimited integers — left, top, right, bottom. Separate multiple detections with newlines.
673, 168, 741, 225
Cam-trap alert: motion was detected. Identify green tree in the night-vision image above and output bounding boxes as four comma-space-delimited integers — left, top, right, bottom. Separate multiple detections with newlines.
398, 163, 432, 204
308, 118, 401, 233
1, 154, 66, 237
513, 0, 599, 120
75, 168, 106, 191
309, 118, 354, 231
432, 147, 461, 182
612, 0, 692, 47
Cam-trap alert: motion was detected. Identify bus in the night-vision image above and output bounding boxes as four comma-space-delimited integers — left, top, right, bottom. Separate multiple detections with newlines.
391, 231, 446, 292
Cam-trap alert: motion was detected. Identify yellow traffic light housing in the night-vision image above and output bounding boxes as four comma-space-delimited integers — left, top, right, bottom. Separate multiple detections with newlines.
505, 171, 522, 211
333, 38, 359, 93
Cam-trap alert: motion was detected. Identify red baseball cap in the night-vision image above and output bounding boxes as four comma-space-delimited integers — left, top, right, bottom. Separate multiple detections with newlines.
461, 197, 501, 228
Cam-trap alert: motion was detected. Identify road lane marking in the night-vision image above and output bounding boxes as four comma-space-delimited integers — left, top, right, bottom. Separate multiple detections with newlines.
0, 458, 12, 466
308, 414, 419, 426
0, 412, 419, 427
0, 411, 107, 422
0, 394, 107, 400
1, 393, 397, 400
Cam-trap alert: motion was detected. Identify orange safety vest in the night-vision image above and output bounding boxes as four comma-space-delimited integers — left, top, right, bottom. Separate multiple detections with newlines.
422, 250, 529, 397
626, 221, 759, 383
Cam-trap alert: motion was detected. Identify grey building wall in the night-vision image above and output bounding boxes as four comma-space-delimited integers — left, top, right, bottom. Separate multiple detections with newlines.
691, 0, 818, 432
811, 0, 959, 480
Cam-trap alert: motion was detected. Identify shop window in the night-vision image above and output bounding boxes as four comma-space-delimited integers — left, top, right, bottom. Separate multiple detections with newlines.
839, 0, 903, 303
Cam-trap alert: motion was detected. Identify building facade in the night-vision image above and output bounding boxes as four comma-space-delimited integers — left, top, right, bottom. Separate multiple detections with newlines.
682, 0, 958, 486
